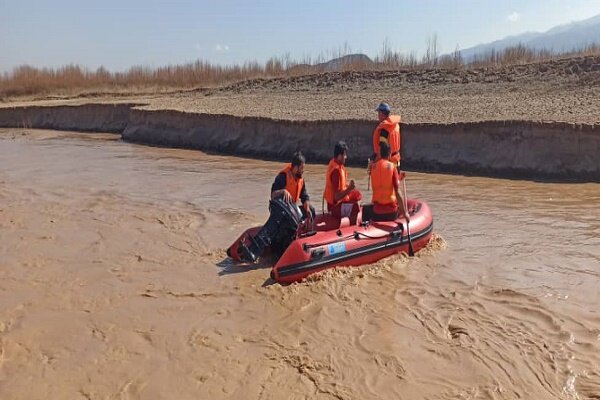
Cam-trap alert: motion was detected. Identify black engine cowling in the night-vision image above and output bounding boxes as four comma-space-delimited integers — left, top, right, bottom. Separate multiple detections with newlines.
237, 198, 303, 263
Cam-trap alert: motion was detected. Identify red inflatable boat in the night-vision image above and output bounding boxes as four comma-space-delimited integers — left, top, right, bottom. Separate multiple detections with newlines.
227, 198, 433, 284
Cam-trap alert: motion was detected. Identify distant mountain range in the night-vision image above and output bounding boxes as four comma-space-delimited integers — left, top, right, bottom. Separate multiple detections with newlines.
458, 13, 600, 61
288, 54, 374, 73
297, 14, 600, 72
317, 54, 374, 70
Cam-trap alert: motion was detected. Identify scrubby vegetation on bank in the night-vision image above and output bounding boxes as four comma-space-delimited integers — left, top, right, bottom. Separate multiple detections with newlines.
1, 42, 599, 98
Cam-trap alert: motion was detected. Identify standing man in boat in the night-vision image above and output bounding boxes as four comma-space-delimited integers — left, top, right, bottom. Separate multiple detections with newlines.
323, 141, 362, 224
271, 151, 315, 222
369, 102, 402, 171
368, 142, 410, 222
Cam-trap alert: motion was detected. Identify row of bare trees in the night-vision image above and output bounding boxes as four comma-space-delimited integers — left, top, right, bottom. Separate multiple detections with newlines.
1, 39, 599, 98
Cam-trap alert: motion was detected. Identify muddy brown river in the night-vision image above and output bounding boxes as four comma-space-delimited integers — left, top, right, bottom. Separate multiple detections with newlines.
0, 129, 599, 399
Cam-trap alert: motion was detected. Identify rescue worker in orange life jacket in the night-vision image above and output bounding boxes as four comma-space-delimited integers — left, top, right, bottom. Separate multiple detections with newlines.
323, 141, 362, 224
271, 151, 316, 221
368, 142, 410, 222
370, 102, 401, 170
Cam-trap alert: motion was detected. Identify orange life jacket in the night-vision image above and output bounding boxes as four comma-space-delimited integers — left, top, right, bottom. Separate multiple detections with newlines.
280, 164, 304, 203
323, 158, 349, 207
373, 115, 401, 165
371, 159, 397, 206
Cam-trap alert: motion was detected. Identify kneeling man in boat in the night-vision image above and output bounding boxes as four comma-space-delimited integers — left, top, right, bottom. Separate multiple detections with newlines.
365, 142, 410, 222
323, 141, 362, 224
271, 151, 316, 222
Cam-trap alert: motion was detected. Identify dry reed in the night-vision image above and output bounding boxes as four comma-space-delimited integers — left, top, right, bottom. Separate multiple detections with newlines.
1, 42, 599, 98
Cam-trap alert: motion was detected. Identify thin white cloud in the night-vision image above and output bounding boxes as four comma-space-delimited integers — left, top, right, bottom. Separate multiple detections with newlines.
215, 44, 230, 52
507, 12, 521, 22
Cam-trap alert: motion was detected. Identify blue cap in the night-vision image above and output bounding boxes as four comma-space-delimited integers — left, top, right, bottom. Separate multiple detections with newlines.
375, 102, 391, 114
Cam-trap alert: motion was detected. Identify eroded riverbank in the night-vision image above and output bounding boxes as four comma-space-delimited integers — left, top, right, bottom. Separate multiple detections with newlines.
0, 104, 598, 181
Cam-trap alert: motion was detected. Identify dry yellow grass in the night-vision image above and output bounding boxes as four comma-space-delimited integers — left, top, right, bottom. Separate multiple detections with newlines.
1, 43, 598, 98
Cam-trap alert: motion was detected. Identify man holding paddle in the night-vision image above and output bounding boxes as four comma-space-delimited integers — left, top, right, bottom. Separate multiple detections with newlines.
367, 142, 409, 222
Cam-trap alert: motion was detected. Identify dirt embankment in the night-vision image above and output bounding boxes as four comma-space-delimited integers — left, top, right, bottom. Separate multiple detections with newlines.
0, 103, 134, 133
215, 55, 600, 92
0, 104, 598, 181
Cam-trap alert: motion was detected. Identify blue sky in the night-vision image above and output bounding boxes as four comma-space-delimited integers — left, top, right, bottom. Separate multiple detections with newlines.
1, 0, 599, 73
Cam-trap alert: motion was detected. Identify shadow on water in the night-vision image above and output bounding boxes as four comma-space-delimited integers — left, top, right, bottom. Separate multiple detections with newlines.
261, 278, 277, 287
216, 255, 279, 287
216, 255, 276, 276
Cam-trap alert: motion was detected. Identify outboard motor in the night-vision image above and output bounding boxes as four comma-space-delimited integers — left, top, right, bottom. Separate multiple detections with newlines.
238, 198, 303, 263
